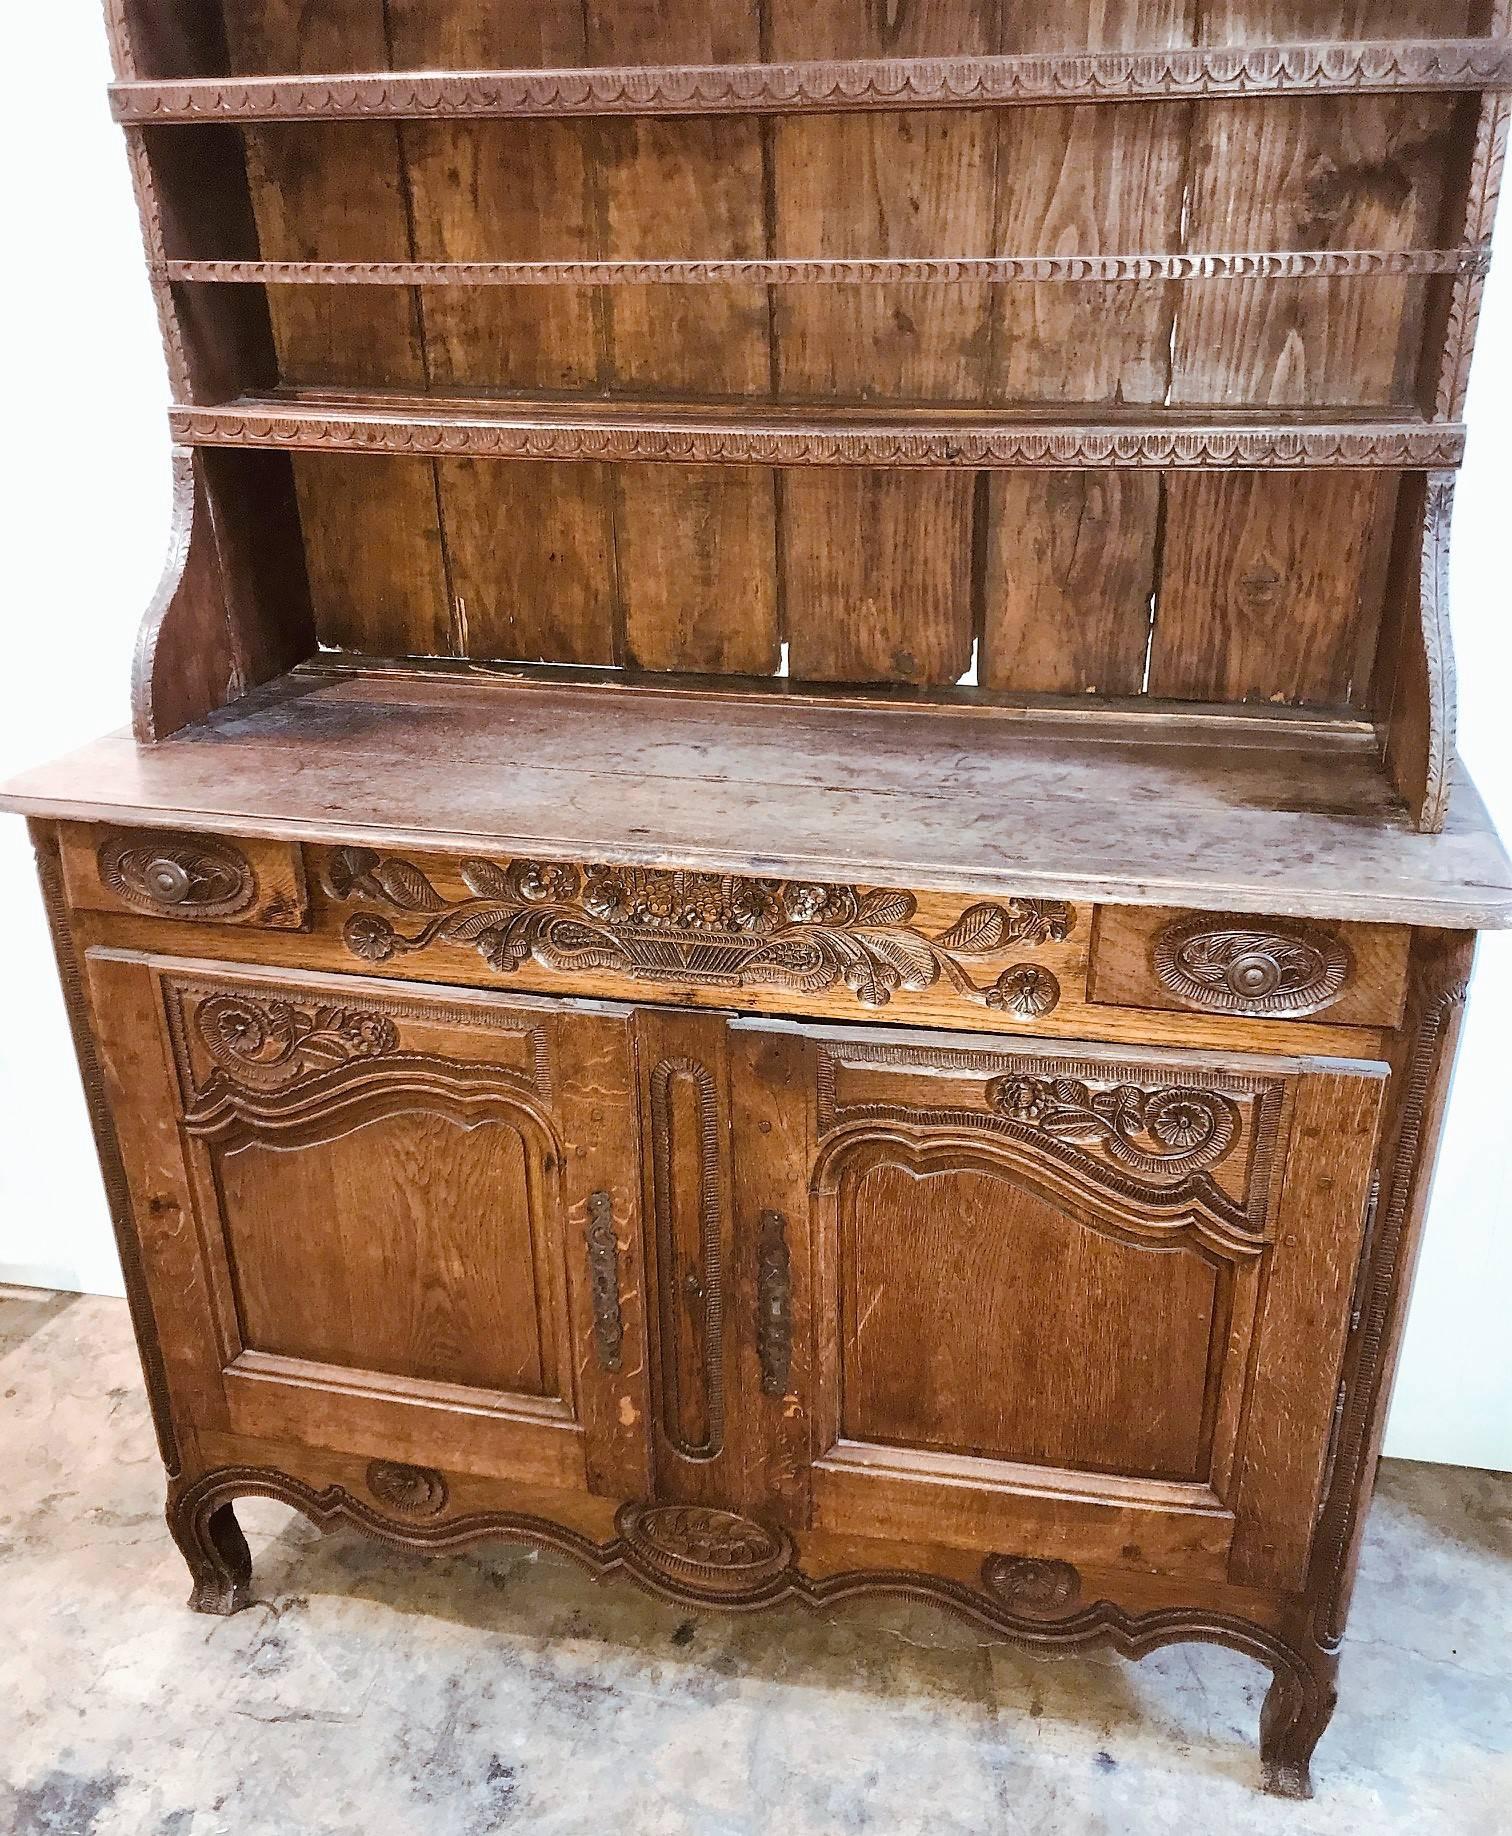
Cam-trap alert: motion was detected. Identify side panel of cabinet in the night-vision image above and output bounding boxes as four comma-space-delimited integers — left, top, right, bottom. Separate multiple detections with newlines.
729, 1020, 1386, 1592
84, 951, 653, 1503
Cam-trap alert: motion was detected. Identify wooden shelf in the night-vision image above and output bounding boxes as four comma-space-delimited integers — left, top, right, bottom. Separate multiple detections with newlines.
5, 667, 1509, 928
110, 38, 1512, 123
168, 396, 1466, 471
161, 250, 1484, 289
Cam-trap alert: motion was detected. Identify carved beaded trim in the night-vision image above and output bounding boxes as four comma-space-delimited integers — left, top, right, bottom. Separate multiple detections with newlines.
982, 1555, 1083, 1614
616, 1503, 793, 1595
327, 849, 1072, 1014
366, 1461, 448, 1518
169, 404, 1466, 471
97, 831, 255, 919
1153, 916, 1353, 1017
109, 40, 1512, 123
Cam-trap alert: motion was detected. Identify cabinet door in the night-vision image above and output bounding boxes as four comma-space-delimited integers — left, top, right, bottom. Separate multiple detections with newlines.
729, 1021, 1386, 1594
88, 954, 651, 1502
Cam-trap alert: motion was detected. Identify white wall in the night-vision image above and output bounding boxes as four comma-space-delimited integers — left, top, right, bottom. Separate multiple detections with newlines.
1, 9, 1508, 1465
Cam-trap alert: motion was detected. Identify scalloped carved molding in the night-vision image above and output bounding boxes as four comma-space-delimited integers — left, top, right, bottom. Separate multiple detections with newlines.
110, 40, 1512, 123
168, 404, 1467, 470
165, 1464, 1339, 1795
162, 248, 1482, 288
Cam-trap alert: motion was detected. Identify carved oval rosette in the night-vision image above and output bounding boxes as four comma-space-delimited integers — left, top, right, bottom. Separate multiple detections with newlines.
982, 1554, 1083, 1616
366, 1461, 449, 1519
98, 830, 256, 919
1153, 915, 1352, 1017
617, 1503, 794, 1599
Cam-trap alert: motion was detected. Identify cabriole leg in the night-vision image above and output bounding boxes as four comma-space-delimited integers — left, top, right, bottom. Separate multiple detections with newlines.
1259, 1648, 1339, 1800
169, 1494, 253, 1616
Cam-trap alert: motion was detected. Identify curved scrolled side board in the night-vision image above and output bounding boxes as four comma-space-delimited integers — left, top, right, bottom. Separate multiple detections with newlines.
1379, 472, 1458, 834
131, 446, 313, 743
167, 1465, 1338, 1800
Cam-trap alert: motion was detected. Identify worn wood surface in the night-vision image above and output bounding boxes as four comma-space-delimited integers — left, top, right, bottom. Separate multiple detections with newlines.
7, 670, 1509, 926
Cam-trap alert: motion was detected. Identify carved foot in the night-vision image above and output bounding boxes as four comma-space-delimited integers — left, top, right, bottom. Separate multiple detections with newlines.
1259, 1652, 1339, 1800
170, 1496, 253, 1616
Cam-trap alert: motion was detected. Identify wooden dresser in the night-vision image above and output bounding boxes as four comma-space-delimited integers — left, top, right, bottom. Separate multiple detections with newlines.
7, 0, 1511, 1800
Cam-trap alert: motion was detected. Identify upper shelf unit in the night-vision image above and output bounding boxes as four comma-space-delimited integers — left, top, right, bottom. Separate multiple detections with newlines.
109, 39, 1512, 121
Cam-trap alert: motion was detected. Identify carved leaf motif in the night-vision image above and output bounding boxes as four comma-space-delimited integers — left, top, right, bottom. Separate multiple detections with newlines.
989, 1074, 1241, 1179
936, 903, 1010, 953
459, 857, 514, 899
854, 888, 917, 927
323, 846, 380, 901
369, 859, 446, 912
1153, 915, 1351, 1016
860, 929, 939, 992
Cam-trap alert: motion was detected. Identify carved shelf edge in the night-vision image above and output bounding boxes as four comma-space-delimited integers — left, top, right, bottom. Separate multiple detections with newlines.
168, 404, 1467, 471
110, 39, 1512, 123
162, 249, 1483, 289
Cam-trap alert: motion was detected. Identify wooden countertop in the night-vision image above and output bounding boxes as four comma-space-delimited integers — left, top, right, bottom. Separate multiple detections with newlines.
5, 667, 1510, 929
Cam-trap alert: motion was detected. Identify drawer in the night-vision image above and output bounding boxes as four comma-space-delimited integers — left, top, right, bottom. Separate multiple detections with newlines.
1089, 905, 1410, 1029
61, 823, 307, 930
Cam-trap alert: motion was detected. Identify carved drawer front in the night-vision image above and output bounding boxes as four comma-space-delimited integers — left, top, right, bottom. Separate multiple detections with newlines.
308, 844, 1082, 1034
61, 822, 307, 930
1090, 906, 1410, 1028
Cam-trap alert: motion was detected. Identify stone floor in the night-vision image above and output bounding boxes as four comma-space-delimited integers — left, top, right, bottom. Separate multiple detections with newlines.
2, 1287, 1509, 1836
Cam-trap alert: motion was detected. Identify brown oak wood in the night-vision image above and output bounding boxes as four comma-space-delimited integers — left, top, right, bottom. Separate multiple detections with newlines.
11, 1, 1512, 1805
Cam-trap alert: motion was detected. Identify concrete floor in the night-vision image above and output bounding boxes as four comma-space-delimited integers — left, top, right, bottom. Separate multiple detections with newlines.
2, 1288, 1509, 1836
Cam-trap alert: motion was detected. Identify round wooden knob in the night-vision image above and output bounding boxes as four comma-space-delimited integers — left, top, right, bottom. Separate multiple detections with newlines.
144, 857, 194, 905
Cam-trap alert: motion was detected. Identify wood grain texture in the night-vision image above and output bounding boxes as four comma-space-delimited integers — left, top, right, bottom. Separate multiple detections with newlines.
782, 472, 975, 685
1149, 472, 1399, 708
982, 472, 1159, 695
8, 669, 1511, 926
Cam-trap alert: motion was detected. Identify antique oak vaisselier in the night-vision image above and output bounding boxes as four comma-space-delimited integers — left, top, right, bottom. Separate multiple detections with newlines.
7, 0, 1512, 1800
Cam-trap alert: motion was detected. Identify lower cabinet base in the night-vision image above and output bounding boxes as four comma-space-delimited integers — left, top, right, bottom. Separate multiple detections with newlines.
165, 1457, 1340, 1802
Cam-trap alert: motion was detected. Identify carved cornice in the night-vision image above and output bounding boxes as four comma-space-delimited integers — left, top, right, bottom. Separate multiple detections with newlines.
169, 402, 1467, 470
162, 249, 1481, 288
327, 849, 1072, 1013
1152, 916, 1352, 1018
109, 40, 1512, 123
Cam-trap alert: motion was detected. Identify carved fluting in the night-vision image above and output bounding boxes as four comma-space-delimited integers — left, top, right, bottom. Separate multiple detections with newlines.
586, 1191, 625, 1374
982, 1555, 1082, 1614
98, 831, 255, 919
366, 1461, 448, 1518
756, 1211, 793, 1398
617, 1503, 794, 1596
1153, 916, 1352, 1017
109, 40, 1512, 122
168, 405, 1467, 471
327, 848, 1073, 1013
162, 249, 1482, 288
194, 993, 400, 1091
988, 1075, 1241, 1178
649, 1058, 725, 1463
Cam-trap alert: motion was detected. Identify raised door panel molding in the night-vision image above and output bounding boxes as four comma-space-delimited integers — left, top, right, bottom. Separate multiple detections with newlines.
1090, 905, 1411, 1028
61, 821, 308, 930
